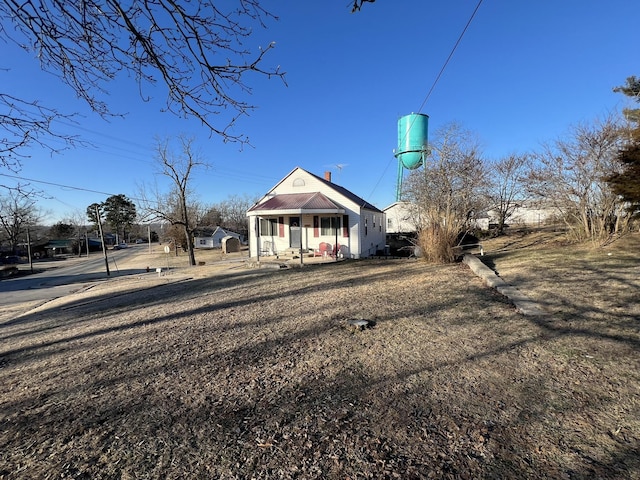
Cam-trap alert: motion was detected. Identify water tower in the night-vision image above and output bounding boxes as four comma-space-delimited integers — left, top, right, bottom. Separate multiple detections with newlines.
394, 113, 429, 201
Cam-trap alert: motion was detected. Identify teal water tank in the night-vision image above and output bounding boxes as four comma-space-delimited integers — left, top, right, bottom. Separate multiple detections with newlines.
395, 113, 429, 170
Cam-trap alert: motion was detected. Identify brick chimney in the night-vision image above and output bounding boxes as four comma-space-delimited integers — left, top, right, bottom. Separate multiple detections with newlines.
324, 171, 332, 182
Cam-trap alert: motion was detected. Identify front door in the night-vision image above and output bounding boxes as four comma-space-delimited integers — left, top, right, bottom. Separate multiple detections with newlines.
289, 217, 301, 248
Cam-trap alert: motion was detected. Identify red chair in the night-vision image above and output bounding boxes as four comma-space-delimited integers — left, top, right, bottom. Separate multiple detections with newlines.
314, 242, 333, 257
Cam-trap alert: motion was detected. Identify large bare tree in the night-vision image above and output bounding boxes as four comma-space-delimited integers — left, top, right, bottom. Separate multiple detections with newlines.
404, 122, 487, 263
1, 1, 286, 167
139, 136, 207, 266
527, 115, 627, 242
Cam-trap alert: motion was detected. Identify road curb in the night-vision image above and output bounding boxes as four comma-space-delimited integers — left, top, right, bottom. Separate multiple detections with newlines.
462, 253, 546, 316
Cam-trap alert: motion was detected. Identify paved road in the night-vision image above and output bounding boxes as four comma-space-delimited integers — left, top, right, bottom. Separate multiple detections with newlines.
0, 248, 146, 306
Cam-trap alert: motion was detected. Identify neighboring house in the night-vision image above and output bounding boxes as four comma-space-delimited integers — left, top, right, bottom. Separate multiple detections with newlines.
194, 226, 243, 249
384, 201, 421, 234
247, 167, 386, 259
44, 239, 74, 256
383, 201, 422, 256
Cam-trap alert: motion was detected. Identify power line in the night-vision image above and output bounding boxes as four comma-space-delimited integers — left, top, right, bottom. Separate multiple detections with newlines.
416, 0, 483, 114
0, 168, 277, 204
0, 172, 142, 201
366, 0, 484, 202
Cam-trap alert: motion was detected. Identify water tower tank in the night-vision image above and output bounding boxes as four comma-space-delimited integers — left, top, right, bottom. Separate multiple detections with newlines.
395, 113, 429, 169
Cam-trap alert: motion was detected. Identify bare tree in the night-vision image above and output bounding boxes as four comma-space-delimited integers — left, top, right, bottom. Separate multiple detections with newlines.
486, 153, 531, 236
62, 209, 91, 256
527, 115, 626, 242
139, 136, 207, 266
0, 190, 42, 254
351, 0, 376, 12
217, 193, 259, 238
0, 94, 80, 171
1, 1, 286, 165
404, 122, 487, 263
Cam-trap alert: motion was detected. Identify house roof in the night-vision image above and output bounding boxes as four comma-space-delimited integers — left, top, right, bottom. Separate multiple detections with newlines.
45, 239, 74, 248
383, 201, 412, 212
248, 192, 345, 215
212, 226, 241, 237
249, 167, 382, 215
193, 226, 241, 238
305, 169, 382, 213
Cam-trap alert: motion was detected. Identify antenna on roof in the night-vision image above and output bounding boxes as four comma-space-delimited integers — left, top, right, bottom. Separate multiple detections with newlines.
329, 163, 348, 183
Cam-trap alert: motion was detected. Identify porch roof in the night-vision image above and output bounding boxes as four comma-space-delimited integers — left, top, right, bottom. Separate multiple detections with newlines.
247, 192, 345, 216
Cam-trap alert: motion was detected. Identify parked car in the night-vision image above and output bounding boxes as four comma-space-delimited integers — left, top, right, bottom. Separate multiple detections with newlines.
112, 243, 128, 250
1, 255, 21, 265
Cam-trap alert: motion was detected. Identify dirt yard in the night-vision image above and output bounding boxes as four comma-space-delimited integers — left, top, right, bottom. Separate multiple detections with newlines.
0, 232, 639, 479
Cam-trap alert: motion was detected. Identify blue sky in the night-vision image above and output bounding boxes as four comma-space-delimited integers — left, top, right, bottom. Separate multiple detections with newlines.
2, 0, 639, 225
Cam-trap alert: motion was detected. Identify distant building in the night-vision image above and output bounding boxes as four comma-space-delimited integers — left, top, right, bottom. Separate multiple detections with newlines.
383, 201, 421, 234
44, 239, 74, 256
487, 201, 558, 228
383, 199, 559, 234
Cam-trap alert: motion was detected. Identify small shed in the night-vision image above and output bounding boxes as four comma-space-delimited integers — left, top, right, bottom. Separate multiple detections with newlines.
221, 235, 241, 253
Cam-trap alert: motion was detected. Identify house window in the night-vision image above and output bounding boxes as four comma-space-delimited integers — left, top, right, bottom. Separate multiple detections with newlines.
199, 239, 206, 245
320, 216, 340, 235
259, 218, 277, 236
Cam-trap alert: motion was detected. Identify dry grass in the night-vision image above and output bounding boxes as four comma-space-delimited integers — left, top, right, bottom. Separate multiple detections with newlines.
0, 234, 639, 479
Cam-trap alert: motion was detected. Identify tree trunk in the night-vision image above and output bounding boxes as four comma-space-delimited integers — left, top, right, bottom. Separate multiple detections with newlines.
183, 224, 196, 266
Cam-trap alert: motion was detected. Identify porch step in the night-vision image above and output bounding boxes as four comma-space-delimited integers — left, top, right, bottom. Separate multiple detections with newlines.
283, 247, 309, 256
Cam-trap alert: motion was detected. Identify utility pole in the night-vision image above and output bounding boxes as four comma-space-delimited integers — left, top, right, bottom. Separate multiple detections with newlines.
96, 205, 110, 277
26, 227, 33, 274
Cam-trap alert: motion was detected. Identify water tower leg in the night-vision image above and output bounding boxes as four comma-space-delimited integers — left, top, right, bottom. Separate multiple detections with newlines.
395, 160, 404, 202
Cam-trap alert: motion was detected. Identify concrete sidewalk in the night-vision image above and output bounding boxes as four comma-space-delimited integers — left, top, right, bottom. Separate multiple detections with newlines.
463, 253, 546, 316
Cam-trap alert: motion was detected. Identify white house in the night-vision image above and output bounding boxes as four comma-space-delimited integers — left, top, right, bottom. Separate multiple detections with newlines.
247, 167, 386, 259
384, 201, 422, 234
194, 226, 242, 249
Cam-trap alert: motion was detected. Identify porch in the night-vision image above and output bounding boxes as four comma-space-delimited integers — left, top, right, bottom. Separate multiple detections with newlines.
246, 245, 348, 269
247, 192, 354, 261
